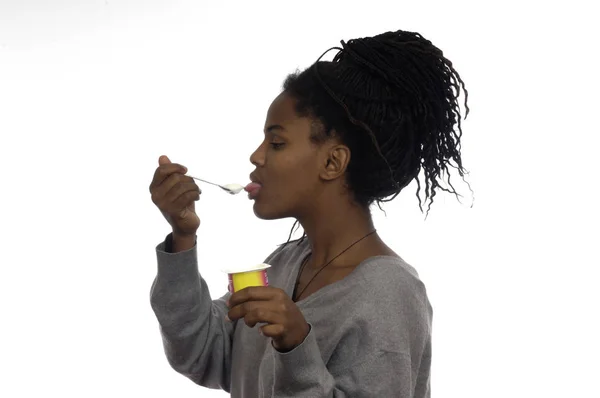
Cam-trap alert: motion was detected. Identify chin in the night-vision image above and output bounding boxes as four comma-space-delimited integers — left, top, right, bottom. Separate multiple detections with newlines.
252, 200, 289, 220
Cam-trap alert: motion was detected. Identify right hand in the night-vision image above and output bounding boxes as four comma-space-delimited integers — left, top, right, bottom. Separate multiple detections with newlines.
149, 155, 201, 237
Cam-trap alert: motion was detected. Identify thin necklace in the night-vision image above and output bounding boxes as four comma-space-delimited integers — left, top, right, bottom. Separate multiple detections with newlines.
292, 229, 377, 302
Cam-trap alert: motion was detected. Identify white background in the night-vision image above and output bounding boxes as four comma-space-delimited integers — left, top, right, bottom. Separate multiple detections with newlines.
1, 1, 598, 397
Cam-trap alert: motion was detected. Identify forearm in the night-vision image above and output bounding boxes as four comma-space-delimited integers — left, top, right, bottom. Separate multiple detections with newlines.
263, 326, 421, 398
150, 234, 233, 390
267, 327, 337, 397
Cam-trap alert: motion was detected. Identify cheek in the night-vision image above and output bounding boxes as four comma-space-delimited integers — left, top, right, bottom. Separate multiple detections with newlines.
268, 149, 320, 196
293, 157, 321, 188
276, 163, 317, 195
268, 178, 304, 205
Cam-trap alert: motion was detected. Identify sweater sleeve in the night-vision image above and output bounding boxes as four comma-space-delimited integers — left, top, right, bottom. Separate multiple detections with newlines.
149, 233, 234, 392
266, 330, 429, 398
263, 262, 432, 398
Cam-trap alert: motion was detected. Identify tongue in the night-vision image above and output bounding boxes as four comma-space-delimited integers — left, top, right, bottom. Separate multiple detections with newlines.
244, 182, 262, 192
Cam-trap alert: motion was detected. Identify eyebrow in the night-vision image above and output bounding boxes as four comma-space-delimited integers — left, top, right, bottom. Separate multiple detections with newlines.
264, 124, 285, 135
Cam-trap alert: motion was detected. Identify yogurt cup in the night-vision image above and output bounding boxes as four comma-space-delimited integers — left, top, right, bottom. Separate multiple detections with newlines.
222, 263, 271, 293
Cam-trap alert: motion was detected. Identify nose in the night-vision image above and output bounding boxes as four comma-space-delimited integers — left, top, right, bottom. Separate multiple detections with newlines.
249, 140, 266, 167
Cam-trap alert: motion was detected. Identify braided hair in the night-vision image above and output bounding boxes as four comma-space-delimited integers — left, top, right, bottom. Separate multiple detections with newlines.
280, 29, 471, 246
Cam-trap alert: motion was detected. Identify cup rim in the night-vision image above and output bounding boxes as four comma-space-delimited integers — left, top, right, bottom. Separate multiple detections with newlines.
221, 263, 271, 274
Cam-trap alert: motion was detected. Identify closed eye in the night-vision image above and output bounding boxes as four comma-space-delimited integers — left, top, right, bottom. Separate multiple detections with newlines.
270, 142, 285, 150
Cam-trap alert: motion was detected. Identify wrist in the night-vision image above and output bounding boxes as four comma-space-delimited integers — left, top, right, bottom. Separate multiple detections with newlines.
171, 232, 196, 252
273, 323, 311, 353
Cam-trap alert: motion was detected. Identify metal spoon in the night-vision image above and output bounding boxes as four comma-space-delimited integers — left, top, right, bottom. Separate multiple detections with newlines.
189, 176, 245, 195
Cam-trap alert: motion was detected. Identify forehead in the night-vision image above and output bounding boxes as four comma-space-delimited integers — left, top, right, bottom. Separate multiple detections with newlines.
264, 92, 300, 126
263, 92, 319, 142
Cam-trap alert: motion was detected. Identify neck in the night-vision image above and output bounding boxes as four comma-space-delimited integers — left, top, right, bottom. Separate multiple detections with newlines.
297, 198, 377, 267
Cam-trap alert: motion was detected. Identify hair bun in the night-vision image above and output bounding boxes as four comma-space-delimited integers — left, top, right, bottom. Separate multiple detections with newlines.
334, 30, 443, 99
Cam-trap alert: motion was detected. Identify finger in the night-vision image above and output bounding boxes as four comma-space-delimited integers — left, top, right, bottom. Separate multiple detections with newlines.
227, 300, 259, 322
171, 190, 201, 216
227, 300, 281, 324
158, 155, 171, 166
164, 180, 200, 205
229, 286, 284, 308
152, 175, 195, 205
260, 324, 285, 338
151, 163, 188, 191
150, 162, 188, 192
242, 308, 281, 328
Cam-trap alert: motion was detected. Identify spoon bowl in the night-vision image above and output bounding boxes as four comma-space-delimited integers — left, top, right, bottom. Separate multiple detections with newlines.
190, 176, 245, 195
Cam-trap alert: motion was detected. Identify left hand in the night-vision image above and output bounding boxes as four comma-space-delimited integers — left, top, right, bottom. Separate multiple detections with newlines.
227, 286, 310, 352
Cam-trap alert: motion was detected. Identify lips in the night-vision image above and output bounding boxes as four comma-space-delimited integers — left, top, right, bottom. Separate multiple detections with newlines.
246, 174, 262, 199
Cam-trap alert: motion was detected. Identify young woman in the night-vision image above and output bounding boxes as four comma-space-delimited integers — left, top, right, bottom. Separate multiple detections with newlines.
149, 29, 469, 397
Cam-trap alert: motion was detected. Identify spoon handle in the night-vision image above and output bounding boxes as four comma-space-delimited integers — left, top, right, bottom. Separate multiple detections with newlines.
189, 176, 221, 188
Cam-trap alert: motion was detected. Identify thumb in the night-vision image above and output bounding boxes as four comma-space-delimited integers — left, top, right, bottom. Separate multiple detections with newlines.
158, 155, 171, 166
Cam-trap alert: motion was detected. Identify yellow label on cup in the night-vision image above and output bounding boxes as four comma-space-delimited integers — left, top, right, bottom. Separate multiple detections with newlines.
228, 270, 269, 293
225, 263, 271, 293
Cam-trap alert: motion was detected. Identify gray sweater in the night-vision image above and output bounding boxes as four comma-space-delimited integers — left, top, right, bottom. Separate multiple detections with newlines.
150, 235, 432, 397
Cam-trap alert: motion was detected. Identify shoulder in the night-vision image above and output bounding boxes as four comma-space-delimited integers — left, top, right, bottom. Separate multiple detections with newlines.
352, 255, 432, 328
357, 256, 428, 300
350, 256, 432, 350
325, 255, 432, 356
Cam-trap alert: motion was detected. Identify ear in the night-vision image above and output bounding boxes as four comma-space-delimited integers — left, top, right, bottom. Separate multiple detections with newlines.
320, 144, 351, 181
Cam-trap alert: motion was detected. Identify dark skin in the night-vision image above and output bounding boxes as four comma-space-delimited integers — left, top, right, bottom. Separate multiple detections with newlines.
150, 91, 397, 352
